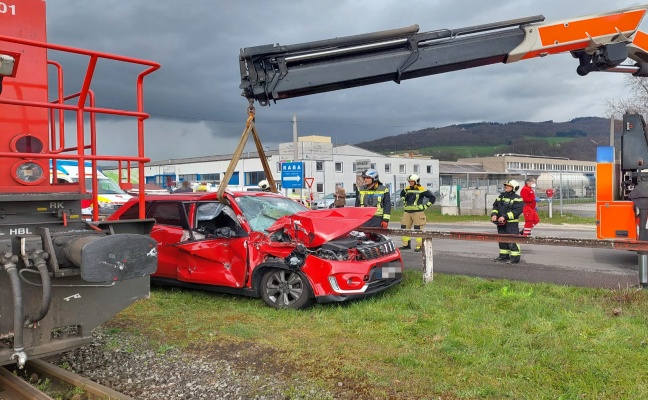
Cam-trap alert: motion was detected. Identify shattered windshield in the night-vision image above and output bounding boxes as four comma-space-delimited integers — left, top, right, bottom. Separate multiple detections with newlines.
235, 195, 307, 232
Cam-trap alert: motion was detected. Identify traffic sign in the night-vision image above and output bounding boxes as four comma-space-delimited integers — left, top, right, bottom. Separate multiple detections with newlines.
305, 177, 314, 188
281, 161, 304, 189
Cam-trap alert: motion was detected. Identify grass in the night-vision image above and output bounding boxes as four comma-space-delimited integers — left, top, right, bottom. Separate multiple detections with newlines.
418, 145, 509, 158
415, 138, 574, 159
522, 136, 574, 145
110, 272, 648, 399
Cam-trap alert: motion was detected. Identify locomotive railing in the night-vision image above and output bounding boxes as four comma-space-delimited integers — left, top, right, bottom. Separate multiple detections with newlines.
0, 33, 160, 221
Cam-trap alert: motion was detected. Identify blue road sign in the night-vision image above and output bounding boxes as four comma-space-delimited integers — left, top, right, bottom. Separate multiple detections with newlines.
281, 162, 304, 189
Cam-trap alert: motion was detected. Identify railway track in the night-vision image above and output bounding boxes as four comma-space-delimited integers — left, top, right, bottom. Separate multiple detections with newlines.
0, 359, 134, 400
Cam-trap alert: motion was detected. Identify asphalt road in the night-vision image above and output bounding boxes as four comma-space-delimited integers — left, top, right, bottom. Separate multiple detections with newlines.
390, 221, 642, 289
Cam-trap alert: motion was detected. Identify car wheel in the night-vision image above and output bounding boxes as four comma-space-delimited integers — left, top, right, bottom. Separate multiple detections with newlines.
260, 269, 313, 309
328, 203, 335, 209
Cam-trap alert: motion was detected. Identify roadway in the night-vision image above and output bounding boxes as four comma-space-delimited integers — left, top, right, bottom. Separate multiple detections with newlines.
390, 221, 641, 289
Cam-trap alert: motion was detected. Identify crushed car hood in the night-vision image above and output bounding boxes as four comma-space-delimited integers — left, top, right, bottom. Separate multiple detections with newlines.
266, 207, 376, 247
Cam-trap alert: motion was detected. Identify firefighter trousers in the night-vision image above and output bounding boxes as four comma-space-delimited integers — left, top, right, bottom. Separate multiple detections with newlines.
496, 222, 521, 262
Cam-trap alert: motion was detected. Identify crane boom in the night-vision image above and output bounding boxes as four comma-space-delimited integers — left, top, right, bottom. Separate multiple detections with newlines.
240, 5, 648, 106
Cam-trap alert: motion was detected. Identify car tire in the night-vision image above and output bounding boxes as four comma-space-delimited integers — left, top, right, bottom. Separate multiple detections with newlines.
260, 268, 313, 309
328, 203, 335, 209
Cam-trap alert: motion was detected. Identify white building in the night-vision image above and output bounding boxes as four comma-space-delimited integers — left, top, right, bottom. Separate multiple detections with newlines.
138, 136, 440, 199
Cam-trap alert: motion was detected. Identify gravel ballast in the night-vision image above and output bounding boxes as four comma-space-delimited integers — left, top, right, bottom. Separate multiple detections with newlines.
55, 328, 334, 400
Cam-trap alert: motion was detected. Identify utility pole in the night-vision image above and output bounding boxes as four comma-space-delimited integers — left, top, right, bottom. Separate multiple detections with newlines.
292, 115, 304, 203
292, 115, 298, 161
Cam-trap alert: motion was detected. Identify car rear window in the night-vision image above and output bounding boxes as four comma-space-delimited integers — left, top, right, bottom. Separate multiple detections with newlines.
147, 202, 184, 226
118, 201, 148, 220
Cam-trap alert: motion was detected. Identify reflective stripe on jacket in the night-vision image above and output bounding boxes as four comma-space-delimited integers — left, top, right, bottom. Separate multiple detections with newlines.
491, 191, 523, 222
400, 185, 436, 213
356, 184, 391, 221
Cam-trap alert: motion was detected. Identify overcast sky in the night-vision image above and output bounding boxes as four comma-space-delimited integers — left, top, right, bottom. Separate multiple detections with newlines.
43, 0, 647, 162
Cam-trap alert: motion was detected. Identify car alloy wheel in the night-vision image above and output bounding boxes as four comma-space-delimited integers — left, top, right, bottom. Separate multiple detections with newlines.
261, 269, 313, 309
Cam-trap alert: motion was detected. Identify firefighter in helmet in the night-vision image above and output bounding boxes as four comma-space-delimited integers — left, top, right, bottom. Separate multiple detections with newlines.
355, 169, 391, 228
399, 174, 436, 252
491, 179, 524, 263
258, 179, 271, 192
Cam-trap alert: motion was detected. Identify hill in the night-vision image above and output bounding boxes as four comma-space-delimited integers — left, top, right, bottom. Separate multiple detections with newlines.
356, 117, 615, 161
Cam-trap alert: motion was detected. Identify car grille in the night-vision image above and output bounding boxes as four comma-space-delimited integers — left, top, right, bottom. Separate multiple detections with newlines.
357, 240, 396, 260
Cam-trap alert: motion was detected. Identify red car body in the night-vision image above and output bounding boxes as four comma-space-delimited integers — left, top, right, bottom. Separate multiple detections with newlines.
107, 191, 403, 308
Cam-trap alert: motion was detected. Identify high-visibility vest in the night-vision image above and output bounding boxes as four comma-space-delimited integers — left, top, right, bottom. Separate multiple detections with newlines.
357, 184, 390, 221
401, 185, 434, 212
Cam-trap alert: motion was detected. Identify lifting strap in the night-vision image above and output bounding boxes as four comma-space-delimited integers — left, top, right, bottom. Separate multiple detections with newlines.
217, 102, 277, 203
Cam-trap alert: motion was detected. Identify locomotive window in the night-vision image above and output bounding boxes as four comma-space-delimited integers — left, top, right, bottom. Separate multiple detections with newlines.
147, 202, 183, 226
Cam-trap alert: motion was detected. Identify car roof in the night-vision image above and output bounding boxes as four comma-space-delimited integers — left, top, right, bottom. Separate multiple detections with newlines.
132, 190, 287, 202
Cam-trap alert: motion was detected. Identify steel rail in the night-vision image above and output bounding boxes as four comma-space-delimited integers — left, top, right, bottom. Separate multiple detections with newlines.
362, 227, 648, 251
1, 359, 136, 400
0, 364, 53, 399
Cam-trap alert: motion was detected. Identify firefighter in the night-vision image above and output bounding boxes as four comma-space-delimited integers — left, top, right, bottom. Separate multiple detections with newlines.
520, 177, 540, 236
491, 179, 524, 263
399, 174, 436, 251
258, 179, 271, 192
174, 180, 193, 193
355, 169, 391, 228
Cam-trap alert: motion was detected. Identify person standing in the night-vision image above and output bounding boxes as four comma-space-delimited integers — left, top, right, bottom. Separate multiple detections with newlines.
355, 169, 391, 228
174, 180, 193, 193
258, 179, 271, 192
333, 184, 346, 208
491, 180, 524, 263
520, 177, 540, 236
399, 174, 436, 252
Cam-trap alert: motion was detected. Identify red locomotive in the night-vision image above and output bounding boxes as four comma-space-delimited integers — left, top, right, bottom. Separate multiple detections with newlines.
0, 0, 159, 367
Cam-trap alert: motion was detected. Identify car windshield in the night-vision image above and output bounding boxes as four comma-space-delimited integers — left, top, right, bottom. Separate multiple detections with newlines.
321, 193, 335, 200
72, 177, 128, 194
235, 195, 308, 232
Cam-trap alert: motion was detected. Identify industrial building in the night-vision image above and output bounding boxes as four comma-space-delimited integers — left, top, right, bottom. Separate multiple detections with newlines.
139, 135, 440, 199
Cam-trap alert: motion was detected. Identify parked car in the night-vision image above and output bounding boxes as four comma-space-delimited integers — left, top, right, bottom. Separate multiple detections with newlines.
310, 192, 356, 209
390, 192, 403, 208
107, 191, 403, 309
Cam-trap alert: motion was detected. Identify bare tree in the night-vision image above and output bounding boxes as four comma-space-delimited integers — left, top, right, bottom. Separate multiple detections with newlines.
604, 75, 648, 118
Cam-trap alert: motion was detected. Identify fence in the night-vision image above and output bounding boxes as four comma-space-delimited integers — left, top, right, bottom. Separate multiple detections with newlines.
434, 173, 596, 217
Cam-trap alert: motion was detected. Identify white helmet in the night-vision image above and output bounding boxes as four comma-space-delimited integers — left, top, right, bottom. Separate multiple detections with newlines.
504, 179, 520, 192
407, 174, 420, 184
258, 179, 270, 191
361, 169, 379, 181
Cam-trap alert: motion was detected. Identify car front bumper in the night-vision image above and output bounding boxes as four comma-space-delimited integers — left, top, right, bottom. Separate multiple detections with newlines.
304, 257, 403, 303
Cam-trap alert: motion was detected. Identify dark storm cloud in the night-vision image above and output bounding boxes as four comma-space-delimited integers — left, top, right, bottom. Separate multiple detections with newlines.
42, 0, 646, 160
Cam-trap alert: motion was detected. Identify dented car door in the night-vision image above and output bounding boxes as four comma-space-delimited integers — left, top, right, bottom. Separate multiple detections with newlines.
174, 202, 250, 287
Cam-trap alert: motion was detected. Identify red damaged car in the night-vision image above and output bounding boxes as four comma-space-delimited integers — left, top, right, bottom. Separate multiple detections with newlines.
107, 191, 403, 309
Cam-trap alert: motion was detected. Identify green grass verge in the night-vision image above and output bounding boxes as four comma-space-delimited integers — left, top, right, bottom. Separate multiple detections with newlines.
110, 272, 648, 399
417, 145, 509, 158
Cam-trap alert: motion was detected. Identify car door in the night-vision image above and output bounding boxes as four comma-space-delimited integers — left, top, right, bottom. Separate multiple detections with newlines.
146, 201, 190, 279
174, 202, 250, 288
